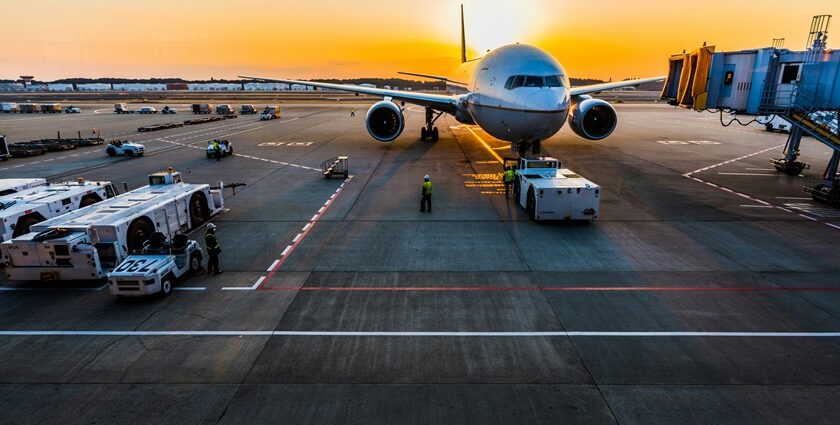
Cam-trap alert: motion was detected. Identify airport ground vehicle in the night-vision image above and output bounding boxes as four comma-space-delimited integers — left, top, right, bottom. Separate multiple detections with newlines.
0, 135, 9, 161
138, 106, 157, 114
114, 104, 133, 114
64, 106, 81, 113
2, 169, 224, 281
260, 105, 281, 120
161, 106, 177, 114
107, 232, 203, 296
1, 103, 19, 113
0, 179, 117, 243
0, 178, 46, 195
192, 104, 214, 114
41, 104, 62, 113
216, 104, 235, 115
511, 157, 600, 221
105, 140, 145, 157
206, 140, 233, 158
759, 115, 791, 133
240, 104, 257, 114
19, 103, 40, 113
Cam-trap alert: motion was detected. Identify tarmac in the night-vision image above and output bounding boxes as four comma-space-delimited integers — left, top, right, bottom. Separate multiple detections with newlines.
0, 100, 839, 424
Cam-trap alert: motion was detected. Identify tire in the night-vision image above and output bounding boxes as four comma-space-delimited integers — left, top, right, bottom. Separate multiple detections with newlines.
13, 215, 42, 238
432, 127, 439, 142
79, 194, 102, 208
160, 275, 173, 296
189, 252, 202, 274
765, 124, 774, 132
188, 192, 209, 228
420, 127, 427, 141
126, 150, 134, 157
228, 147, 233, 156
126, 217, 155, 251
526, 188, 536, 220
106, 147, 116, 157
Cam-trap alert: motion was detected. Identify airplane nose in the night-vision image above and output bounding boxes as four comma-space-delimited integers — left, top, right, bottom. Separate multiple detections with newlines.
526, 89, 565, 112
525, 89, 568, 130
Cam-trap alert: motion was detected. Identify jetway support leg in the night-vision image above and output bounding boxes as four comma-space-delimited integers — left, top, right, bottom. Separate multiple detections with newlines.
771, 126, 810, 176
804, 150, 840, 207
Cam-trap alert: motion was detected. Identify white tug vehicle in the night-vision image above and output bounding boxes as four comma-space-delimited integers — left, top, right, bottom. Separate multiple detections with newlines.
105, 140, 145, 157
107, 232, 203, 297
511, 156, 600, 221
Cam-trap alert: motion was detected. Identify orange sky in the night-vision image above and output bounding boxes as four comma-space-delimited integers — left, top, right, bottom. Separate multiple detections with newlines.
0, 0, 837, 81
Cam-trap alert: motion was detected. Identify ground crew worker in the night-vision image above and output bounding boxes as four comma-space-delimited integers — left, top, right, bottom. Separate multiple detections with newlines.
350, 108, 356, 117
420, 175, 432, 213
213, 139, 222, 161
503, 166, 515, 199
204, 223, 222, 275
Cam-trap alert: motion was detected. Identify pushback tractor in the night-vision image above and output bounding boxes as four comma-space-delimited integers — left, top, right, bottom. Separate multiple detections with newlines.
511, 157, 600, 221
1, 169, 223, 281
1, 179, 117, 243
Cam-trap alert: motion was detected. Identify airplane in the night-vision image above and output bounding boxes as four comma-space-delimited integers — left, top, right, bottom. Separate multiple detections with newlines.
241, 5, 664, 155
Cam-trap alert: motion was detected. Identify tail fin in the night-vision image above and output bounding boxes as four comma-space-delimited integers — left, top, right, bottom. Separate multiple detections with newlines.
460, 4, 467, 63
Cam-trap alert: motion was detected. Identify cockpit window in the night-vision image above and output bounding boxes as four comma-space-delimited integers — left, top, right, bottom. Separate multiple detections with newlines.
505, 75, 567, 89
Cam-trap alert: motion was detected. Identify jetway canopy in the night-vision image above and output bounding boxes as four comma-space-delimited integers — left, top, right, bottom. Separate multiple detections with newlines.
661, 46, 840, 114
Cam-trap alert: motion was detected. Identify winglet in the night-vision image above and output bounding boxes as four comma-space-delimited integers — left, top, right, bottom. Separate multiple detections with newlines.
460, 4, 467, 63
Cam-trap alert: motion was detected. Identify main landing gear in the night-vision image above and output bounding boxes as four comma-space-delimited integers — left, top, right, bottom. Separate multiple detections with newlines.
421, 107, 442, 142
511, 140, 541, 157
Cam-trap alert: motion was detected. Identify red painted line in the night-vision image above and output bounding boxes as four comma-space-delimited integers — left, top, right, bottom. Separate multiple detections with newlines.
256, 286, 840, 292
257, 175, 354, 289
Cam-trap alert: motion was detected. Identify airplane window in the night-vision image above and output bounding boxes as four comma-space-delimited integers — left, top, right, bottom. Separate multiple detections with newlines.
505, 76, 525, 90
544, 75, 564, 87
504, 76, 516, 89
524, 76, 543, 87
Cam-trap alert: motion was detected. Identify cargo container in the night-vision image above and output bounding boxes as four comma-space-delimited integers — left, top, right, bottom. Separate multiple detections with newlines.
40, 103, 62, 113
191, 104, 214, 114
19, 103, 40, 113
114, 103, 133, 114
1, 103, 18, 113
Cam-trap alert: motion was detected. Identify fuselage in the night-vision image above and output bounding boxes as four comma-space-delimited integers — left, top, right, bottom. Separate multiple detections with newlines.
447, 44, 571, 142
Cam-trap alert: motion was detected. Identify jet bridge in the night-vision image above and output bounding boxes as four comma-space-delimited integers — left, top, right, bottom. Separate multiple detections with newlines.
661, 15, 840, 206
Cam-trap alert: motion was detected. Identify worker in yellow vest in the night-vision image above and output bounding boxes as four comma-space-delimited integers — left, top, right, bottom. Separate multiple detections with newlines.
502, 166, 515, 199
420, 175, 432, 213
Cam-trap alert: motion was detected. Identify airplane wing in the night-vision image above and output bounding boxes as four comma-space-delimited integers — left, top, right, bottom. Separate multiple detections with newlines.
239, 75, 460, 113
570, 76, 666, 96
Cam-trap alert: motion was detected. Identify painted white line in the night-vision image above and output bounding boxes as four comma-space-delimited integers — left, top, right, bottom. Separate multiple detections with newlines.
311, 214, 319, 222
2, 330, 840, 337
281, 246, 292, 257
173, 287, 206, 291
685, 144, 784, 176
776, 196, 812, 200
718, 172, 779, 176
827, 223, 840, 231
740, 205, 774, 208
302, 223, 311, 231
267, 259, 280, 271
799, 214, 818, 221
745, 168, 776, 171
292, 233, 302, 243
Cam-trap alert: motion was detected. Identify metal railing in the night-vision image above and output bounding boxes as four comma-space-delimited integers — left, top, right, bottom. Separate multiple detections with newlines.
760, 83, 839, 146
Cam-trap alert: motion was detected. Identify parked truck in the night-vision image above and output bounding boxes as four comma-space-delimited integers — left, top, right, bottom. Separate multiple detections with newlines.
511, 157, 600, 221
192, 104, 214, 114
1, 103, 19, 113
114, 103, 133, 114
240, 104, 257, 114
0, 179, 117, 243
216, 104, 235, 115
1, 169, 224, 281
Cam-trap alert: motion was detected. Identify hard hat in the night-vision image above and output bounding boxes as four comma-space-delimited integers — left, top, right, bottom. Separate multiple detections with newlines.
206, 223, 216, 229
424, 175, 430, 180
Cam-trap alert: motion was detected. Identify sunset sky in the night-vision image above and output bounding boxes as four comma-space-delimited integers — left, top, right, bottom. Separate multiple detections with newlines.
1, 0, 837, 82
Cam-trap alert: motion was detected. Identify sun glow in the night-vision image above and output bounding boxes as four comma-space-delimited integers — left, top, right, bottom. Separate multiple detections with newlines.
463, 0, 546, 58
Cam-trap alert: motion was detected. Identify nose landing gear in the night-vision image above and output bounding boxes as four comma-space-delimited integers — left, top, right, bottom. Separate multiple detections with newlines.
511, 139, 541, 156
421, 107, 442, 142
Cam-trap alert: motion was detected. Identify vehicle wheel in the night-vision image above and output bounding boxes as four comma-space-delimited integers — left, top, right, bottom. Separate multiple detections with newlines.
228, 147, 233, 156
420, 127, 427, 141
432, 127, 439, 142
160, 276, 173, 296
106, 147, 116, 157
188, 192, 209, 228
13, 215, 41, 238
765, 124, 774, 132
189, 252, 202, 274
126, 150, 134, 157
79, 194, 102, 208
126, 217, 155, 251
526, 188, 536, 220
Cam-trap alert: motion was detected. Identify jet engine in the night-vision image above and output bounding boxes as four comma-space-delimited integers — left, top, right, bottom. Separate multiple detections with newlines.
568, 97, 617, 140
365, 101, 405, 142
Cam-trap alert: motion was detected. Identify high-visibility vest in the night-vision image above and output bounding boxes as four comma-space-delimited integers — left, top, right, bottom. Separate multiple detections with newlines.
423, 181, 432, 195
204, 231, 220, 252
213, 142, 220, 151
503, 169, 515, 182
